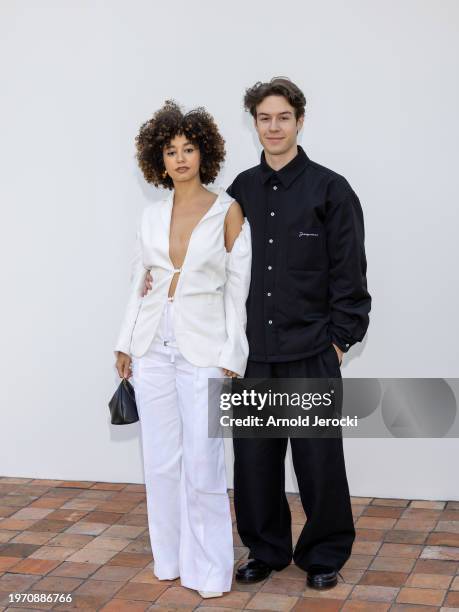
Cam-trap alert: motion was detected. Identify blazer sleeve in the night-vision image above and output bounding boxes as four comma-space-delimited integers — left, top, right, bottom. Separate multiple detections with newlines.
217, 219, 252, 377
325, 185, 371, 353
114, 224, 148, 357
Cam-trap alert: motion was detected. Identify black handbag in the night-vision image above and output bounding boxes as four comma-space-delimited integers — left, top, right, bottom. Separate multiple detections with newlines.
108, 378, 139, 425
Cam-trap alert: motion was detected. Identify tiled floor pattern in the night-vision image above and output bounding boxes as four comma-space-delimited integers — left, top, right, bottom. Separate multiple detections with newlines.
0, 478, 459, 611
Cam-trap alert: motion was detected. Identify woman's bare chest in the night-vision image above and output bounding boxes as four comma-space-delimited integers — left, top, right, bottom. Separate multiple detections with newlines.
169, 204, 214, 267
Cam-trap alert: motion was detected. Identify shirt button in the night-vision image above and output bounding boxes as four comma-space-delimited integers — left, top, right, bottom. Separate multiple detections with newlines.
267, 292, 272, 296
270, 211, 275, 216
268, 320, 273, 325
269, 238, 273, 243
273, 185, 278, 191
267, 265, 272, 270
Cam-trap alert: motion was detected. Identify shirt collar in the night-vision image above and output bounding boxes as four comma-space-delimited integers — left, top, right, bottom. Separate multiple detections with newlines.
260, 145, 309, 188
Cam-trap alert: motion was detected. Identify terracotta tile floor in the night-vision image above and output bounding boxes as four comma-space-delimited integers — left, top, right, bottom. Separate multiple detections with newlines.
1, 478, 459, 611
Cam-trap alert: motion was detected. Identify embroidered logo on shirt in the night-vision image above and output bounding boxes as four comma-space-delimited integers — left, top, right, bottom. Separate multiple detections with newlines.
298, 232, 319, 238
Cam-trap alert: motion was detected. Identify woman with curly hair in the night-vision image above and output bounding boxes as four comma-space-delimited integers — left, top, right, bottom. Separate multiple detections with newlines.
114, 100, 251, 598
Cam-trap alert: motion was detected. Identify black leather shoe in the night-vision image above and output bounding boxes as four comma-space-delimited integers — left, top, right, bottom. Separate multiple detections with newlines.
235, 558, 273, 584
306, 564, 339, 589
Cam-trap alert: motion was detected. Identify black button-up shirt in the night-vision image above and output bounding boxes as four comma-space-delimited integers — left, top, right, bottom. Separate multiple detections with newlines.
226, 145, 371, 362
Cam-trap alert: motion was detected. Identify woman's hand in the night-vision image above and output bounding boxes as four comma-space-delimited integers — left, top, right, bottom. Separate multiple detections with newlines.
116, 351, 132, 379
222, 368, 238, 378
142, 270, 153, 297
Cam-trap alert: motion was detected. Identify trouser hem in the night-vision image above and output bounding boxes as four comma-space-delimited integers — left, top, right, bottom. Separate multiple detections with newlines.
180, 572, 233, 593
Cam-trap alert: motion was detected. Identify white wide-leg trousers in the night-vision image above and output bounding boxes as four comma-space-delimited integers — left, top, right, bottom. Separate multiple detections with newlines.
131, 300, 234, 593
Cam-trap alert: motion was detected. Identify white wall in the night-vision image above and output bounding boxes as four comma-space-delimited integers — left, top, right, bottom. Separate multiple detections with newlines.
1, 0, 458, 499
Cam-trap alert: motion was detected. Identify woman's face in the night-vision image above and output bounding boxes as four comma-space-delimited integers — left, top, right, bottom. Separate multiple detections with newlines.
163, 133, 201, 184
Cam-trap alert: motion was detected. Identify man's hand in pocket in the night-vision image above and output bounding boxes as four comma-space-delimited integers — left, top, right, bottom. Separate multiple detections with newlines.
333, 343, 343, 366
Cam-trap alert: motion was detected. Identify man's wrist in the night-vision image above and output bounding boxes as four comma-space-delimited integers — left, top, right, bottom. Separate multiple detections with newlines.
332, 343, 344, 364
330, 336, 352, 353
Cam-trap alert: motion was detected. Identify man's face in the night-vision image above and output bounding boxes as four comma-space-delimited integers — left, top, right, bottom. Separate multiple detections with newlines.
254, 95, 303, 156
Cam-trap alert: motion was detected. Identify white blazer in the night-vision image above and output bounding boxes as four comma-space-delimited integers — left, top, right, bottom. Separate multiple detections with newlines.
114, 186, 252, 377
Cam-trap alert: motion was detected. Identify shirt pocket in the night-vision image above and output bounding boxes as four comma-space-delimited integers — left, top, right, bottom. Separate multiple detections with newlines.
287, 227, 326, 271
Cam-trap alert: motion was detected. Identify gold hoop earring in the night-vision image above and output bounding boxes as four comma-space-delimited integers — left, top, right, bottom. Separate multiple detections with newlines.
162, 170, 168, 179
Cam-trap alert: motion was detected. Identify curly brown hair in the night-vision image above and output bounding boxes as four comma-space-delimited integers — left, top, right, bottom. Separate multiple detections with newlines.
135, 100, 226, 189
244, 77, 306, 120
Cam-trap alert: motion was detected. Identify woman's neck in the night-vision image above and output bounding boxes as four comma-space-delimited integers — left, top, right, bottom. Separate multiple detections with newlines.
172, 177, 208, 204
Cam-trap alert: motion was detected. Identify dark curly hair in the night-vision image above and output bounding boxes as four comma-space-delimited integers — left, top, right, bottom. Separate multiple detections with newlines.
135, 100, 226, 189
244, 77, 306, 120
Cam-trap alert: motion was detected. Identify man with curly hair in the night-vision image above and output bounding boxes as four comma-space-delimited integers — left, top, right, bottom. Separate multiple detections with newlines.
225, 77, 371, 590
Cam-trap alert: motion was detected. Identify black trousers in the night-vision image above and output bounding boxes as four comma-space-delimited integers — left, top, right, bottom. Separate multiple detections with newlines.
233, 344, 355, 572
